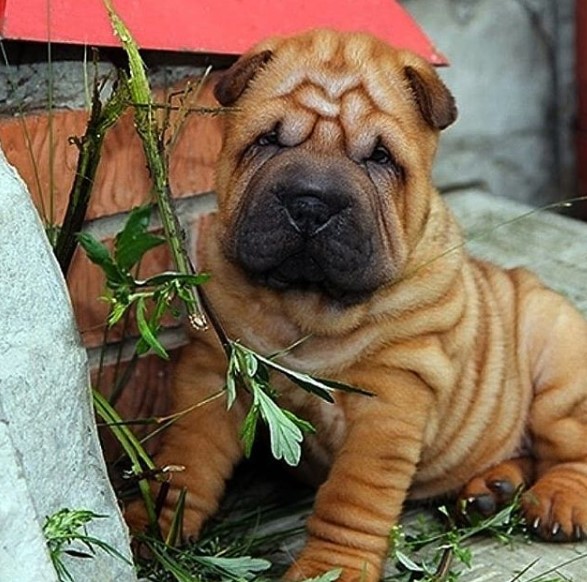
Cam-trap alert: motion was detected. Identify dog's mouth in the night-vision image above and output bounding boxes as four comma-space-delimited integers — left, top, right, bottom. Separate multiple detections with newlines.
263, 254, 325, 288
255, 252, 373, 306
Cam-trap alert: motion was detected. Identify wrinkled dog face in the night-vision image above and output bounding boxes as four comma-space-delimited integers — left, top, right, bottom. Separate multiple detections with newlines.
214, 30, 456, 305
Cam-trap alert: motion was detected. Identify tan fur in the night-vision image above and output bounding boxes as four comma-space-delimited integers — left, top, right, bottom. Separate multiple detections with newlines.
126, 30, 587, 581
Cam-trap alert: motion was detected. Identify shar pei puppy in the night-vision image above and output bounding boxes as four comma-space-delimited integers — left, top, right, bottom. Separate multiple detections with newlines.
127, 29, 587, 581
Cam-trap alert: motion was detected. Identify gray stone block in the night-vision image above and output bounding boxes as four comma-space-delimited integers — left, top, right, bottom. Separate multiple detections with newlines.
400, 0, 574, 205
0, 147, 136, 582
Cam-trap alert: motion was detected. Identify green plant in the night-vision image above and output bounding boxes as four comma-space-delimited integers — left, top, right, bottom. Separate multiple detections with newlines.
104, 0, 207, 331
227, 341, 372, 466
78, 203, 208, 361
43, 508, 131, 582
387, 500, 528, 581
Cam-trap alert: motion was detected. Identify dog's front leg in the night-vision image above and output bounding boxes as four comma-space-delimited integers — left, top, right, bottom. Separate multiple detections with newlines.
285, 370, 433, 582
125, 332, 246, 540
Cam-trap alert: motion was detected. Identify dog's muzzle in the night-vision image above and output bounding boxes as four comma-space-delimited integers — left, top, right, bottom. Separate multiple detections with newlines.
227, 157, 392, 305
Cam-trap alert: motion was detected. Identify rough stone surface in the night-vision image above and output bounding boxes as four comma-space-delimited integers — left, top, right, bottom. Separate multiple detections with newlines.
400, 0, 575, 205
0, 147, 136, 582
0, 419, 58, 582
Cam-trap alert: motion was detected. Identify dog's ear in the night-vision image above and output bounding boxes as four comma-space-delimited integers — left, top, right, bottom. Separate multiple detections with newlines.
214, 50, 274, 106
404, 65, 457, 130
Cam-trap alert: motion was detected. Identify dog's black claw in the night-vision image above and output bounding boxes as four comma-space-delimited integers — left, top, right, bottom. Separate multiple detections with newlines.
531, 516, 541, 531
574, 525, 584, 541
551, 522, 561, 537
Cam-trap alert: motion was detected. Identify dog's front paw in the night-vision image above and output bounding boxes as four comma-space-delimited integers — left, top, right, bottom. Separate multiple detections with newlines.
284, 540, 382, 582
123, 491, 207, 542
522, 467, 587, 542
457, 457, 532, 521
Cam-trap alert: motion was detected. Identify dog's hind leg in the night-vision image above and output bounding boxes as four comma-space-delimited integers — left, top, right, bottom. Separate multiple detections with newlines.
519, 283, 587, 541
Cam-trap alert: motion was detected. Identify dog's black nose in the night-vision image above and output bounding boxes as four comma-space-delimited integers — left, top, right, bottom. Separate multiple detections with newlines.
285, 195, 335, 236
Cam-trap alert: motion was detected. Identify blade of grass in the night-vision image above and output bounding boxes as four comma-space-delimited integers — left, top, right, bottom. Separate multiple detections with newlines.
92, 389, 158, 530
405, 196, 587, 282
523, 552, 587, 582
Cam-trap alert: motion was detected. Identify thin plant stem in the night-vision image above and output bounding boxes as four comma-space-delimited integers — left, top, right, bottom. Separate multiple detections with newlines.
104, 0, 207, 331
523, 552, 587, 582
46, 18, 55, 231
94, 324, 111, 394
53, 66, 129, 275
109, 352, 139, 406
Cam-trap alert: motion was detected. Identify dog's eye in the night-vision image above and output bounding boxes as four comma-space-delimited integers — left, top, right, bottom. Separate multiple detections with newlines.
256, 129, 280, 147
367, 144, 392, 165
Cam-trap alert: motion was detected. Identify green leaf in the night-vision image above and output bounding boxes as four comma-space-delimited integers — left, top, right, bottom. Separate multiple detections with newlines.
114, 205, 165, 270
107, 300, 130, 327
119, 204, 152, 239
43, 507, 132, 582
257, 355, 335, 403
136, 296, 169, 359
77, 232, 126, 285
117, 232, 165, 271
76, 232, 110, 266
236, 349, 258, 378
394, 550, 425, 572
43, 509, 105, 543
260, 351, 373, 401
165, 488, 186, 547
194, 555, 270, 581
254, 387, 305, 466
282, 409, 316, 435
311, 376, 374, 397
232, 343, 270, 384
226, 352, 238, 409
240, 403, 260, 458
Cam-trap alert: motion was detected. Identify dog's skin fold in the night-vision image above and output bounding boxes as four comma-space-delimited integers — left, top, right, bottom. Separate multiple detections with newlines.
126, 30, 587, 581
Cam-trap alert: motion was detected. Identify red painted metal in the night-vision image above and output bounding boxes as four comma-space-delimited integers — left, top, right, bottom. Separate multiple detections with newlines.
0, 0, 447, 65
577, 0, 587, 209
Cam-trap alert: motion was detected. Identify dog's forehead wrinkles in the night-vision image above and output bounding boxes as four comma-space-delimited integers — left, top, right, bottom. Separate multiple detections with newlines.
274, 67, 360, 101
340, 89, 378, 158
308, 68, 361, 100
280, 107, 316, 146
295, 84, 340, 119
